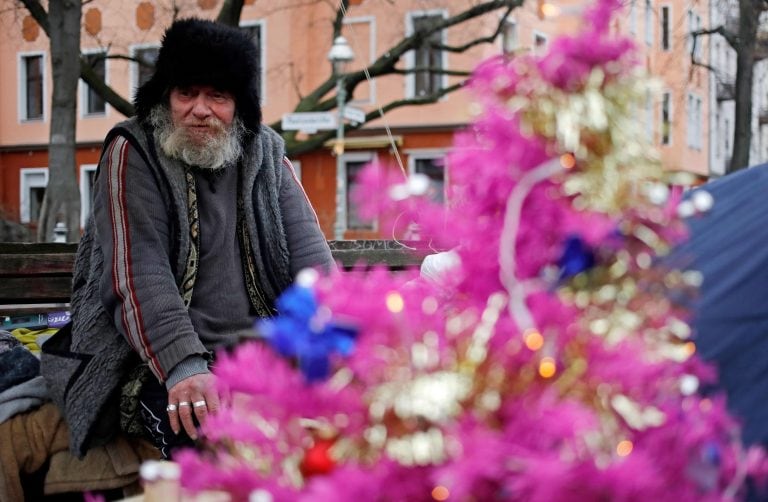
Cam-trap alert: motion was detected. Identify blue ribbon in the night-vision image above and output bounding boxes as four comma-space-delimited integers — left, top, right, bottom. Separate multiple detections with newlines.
557, 234, 596, 281
258, 285, 357, 382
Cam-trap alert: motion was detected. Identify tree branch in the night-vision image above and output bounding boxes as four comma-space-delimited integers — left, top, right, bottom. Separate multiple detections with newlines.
691, 25, 739, 51
432, 5, 515, 53
332, 0, 350, 39
217, 0, 245, 27
279, 82, 464, 157
391, 67, 472, 77
80, 57, 135, 116
16, 0, 49, 33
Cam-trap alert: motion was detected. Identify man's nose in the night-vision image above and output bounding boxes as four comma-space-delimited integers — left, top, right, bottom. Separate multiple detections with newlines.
191, 96, 212, 117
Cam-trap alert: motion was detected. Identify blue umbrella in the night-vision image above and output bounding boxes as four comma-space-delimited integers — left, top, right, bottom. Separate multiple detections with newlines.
671, 163, 768, 448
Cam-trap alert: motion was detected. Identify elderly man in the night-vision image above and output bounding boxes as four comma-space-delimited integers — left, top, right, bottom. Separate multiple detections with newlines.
42, 18, 334, 459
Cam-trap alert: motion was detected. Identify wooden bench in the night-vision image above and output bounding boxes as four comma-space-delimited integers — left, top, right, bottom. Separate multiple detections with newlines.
0, 240, 427, 318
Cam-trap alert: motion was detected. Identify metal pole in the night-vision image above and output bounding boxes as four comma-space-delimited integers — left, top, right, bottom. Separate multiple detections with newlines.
333, 76, 347, 241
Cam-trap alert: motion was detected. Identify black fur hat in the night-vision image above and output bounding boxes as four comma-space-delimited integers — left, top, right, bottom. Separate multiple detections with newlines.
134, 18, 261, 136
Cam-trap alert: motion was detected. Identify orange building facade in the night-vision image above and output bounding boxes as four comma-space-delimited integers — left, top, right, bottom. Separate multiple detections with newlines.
0, 0, 716, 240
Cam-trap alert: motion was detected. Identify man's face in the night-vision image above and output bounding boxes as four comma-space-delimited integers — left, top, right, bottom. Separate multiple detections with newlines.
169, 85, 236, 143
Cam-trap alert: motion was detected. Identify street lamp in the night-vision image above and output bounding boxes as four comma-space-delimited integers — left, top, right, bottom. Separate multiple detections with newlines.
327, 36, 354, 240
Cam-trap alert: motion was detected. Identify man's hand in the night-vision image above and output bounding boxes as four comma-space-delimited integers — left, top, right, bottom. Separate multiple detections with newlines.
167, 373, 220, 439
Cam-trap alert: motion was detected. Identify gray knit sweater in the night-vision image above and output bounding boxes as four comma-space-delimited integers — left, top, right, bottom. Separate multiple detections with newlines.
41, 119, 334, 457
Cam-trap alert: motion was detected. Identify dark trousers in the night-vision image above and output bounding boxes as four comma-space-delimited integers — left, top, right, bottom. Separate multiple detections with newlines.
138, 376, 197, 459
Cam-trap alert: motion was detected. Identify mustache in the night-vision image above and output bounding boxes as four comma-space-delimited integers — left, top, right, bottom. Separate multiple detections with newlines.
185, 117, 226, 130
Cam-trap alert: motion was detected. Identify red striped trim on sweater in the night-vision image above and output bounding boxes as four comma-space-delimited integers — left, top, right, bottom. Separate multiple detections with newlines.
105, 136, 164, 380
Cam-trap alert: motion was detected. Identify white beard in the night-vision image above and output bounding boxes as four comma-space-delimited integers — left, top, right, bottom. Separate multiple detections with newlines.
149, 105, 245, 170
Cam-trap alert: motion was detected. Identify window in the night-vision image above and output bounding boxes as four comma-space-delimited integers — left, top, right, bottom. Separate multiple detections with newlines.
79, 164, 98, 228
409, 154, 446, 204
687, 93, 703, 149
687, 10, 702, 58
533, 32, 548, 55
20, 168, 48, 224
502, 19, 518, 54
344, 155, 376, 230
644, 0, 653, 46
629, 0, 637, 35
661, 6, 671, 50
19, 53, 44, 121
82, 51, 106, 115
240, 21, 266, 103
131, 45, 159, 92
693, 12, 702, 59
645, 91, 653, 141
661, 91, 671, 145
407, 11, 446, 98
713, 40, 720, 69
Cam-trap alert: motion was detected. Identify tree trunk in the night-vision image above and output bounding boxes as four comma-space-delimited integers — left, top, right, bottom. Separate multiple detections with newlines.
728, 0, 760, 173
37, 0, 82, 242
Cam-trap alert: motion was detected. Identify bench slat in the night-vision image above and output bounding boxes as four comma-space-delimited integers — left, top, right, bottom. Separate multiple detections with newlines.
0, 254, 76, 276
0, 277, 73, 303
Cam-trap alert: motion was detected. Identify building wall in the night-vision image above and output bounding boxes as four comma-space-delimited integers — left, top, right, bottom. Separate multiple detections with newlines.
2, 0, 757, 239
1, 0, 525, 238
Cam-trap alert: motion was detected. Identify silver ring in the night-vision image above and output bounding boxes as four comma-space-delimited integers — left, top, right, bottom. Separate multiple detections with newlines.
178, 401, 191, 407
193, 400, 207, 408
166, 404, 177, 412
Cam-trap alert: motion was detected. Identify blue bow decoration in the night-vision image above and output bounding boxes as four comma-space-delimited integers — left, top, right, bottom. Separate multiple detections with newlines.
557, 234, 596, 281
258, 284, 358, 383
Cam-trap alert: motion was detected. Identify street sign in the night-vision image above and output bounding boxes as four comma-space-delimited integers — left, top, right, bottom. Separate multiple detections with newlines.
343, 106, 366, 124
281, 112, 337, 132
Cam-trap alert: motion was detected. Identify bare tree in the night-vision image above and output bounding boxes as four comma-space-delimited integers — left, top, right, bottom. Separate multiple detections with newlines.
693, 0, 768, 173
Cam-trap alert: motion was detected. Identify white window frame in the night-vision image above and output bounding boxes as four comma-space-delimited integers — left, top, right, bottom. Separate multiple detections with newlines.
405, 9, 448, 100
660, 5, 671, 51
694, 94, 703, 149
644, 0, 653, 46
18, 51, 47, 123
661, 91, 672, 145
686, 93, 703, 149
686, 94, 693, 147
239, 19, 267, 105
501, 18, 518, 54
341, 151, 377, 231
79, 164, 98, 228
20, 167, 48, 224
129, 43, 160, 99
343, 16, 377, 105
406, 149, 448, 203
687, 10, 702, 58
693, 12, 702, 59
80, 48, 109, 118
645, 91, 654, 141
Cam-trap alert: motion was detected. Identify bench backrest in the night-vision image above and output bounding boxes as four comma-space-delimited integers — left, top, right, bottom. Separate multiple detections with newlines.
0, 240, 427, 315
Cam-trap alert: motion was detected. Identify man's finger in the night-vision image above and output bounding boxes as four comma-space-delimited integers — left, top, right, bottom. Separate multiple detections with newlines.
178, 401, 197, 439
192, 398, 209, 426
166, 402, 181, 435
203, 385, 221, 416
